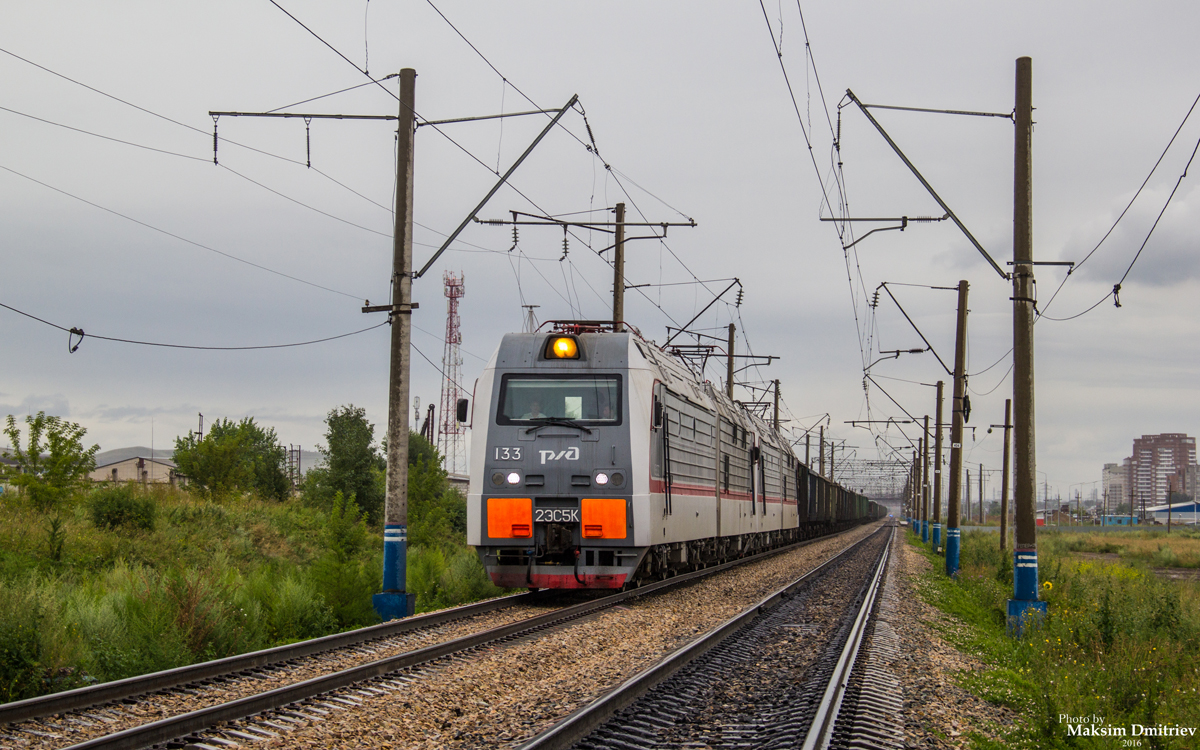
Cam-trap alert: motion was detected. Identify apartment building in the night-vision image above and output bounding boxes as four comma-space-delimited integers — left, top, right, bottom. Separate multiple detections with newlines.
1130, 433, 1197, 507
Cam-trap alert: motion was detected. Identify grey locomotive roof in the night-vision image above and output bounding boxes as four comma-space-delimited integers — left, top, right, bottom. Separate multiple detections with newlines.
494, 330, 632, 369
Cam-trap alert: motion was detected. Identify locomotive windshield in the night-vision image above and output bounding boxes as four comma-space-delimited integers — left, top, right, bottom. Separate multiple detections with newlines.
497, 374, 622, 424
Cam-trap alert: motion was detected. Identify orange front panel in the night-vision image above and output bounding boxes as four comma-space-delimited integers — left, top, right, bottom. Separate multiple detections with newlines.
487, 497, 533, 538
581, 498, 627, 539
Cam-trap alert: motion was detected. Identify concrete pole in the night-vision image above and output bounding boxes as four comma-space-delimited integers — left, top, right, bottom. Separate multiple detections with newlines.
613, 202, 626, 332
933, 380, 944, 550
922, 416, 931, 543
376, 68, 418, 621
912, 450, 920, 535
965, 468, 971, 526
979, 463, 985, 524
773, 379, 781, 431
1000, 398, 1012, 551
946, 280, 968, 577
726, 323, 736, 400
1009, 56, 1046, 631
819, 426, 825, 480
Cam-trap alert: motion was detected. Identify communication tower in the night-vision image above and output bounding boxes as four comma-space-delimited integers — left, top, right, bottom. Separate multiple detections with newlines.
438, 271, 466, 475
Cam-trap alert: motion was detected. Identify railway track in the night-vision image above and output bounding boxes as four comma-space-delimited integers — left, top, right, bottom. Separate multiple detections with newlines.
0, 523, 882, 750
521, 522, 903, 750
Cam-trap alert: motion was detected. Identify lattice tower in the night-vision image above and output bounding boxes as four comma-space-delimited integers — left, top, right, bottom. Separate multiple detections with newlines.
438, 271, 466, 475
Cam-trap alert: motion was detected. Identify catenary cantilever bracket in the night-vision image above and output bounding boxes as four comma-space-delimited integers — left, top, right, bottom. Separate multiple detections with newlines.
845, 89, 1009, 281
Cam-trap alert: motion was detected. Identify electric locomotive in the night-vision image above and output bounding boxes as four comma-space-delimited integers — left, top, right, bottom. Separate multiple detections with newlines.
467, 322, 881, 590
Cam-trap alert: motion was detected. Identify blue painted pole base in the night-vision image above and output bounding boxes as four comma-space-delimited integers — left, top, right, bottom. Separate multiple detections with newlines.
932, 523, 942, 552
921, 519, 929, 544
373, 592, 417, 622
1006, 598, 1048, 637
945, 527, 961, 577
1013, 547, 1040, 602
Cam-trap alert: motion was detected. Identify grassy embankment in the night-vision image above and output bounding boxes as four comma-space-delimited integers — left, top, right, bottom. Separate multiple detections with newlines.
0, 473, 503, 703
906, 527, 1200, 749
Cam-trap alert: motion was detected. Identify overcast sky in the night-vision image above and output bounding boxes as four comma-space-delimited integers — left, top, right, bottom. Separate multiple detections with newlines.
2, 1, 1198, 502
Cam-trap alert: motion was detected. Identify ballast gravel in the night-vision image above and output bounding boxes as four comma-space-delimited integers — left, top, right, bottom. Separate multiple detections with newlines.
247, 523, 883, 749
891, 536, 1021, 748
2, 524, 882, 750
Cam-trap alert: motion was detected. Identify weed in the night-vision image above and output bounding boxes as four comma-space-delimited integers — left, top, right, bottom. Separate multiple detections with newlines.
908, 531, 1200, 748
46, 515, 66, 562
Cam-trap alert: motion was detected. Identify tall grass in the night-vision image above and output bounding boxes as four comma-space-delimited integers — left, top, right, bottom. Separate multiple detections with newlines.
909, 529, 1200, 749
0, 471, 503, 702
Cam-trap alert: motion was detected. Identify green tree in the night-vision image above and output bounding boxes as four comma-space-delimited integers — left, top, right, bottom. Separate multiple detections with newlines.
408, 456, 467, 548
172, 418, 289, 500
306, 410, 443, 523
407, 430, 439, 467
317, 405, 385, 522
2, 412, 99, 511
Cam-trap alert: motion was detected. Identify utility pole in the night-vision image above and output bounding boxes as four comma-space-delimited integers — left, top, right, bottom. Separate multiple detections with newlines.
922, 415, 931, 543
907, 451, 916, 532
965, 468, 971, 526
946, 280, 968, 577
933, 381, 944, 551
979, 463, 985, 524
726, 324, 736, 400
819, 426, 825, 480
995, 399, 1012, 550
613, 202, 626, 332
1008, 56, 1046, 633
374, 68, 418, 622
773, 379, 781, 431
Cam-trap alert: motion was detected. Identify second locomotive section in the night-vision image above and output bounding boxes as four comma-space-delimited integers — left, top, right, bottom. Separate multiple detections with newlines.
467, 326, 882, 590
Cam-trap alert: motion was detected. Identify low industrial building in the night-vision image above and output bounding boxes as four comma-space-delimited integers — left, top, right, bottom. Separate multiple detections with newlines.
1145, 500, 1200, 525
89, 447, 181, 486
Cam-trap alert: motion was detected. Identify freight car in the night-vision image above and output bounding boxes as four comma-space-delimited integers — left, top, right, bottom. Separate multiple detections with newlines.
466, 322, 884, 590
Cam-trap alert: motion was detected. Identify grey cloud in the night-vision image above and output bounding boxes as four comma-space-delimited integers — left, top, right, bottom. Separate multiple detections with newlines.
1067, 184, 1200, 286
0, 394, 71, 419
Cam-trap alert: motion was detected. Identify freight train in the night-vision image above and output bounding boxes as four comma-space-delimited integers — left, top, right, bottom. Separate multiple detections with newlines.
466, 322, 886, 590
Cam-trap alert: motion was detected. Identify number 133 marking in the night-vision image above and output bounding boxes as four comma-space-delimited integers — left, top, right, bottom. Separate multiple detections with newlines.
494, 447, 522, 460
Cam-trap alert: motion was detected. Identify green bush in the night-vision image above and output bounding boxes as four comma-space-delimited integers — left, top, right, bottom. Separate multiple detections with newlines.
88, 485, 156, 531
236, 572, 336, 644
408, 544, 502, 613
0, 581, 49, 701
308, 493, 379, 628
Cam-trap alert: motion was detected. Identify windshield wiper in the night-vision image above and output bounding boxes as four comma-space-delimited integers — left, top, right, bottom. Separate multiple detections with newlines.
524, 417, 591, 434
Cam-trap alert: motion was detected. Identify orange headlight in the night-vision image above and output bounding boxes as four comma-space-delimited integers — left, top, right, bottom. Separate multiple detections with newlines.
547, 336, 579, 359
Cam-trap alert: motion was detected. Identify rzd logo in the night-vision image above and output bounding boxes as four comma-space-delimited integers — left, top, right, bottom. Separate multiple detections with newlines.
539, 446, 580, 465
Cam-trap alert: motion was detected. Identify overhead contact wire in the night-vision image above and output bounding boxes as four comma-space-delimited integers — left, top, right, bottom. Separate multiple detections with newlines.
1, 301, 387, 351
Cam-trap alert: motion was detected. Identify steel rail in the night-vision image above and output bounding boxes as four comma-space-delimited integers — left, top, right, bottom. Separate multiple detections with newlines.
801, 525, 894, 750
518, 525, 891, 750
43, 524, 876, 749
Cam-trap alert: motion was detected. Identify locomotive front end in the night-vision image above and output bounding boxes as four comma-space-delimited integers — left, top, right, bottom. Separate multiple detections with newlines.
468, 329, 645, 589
